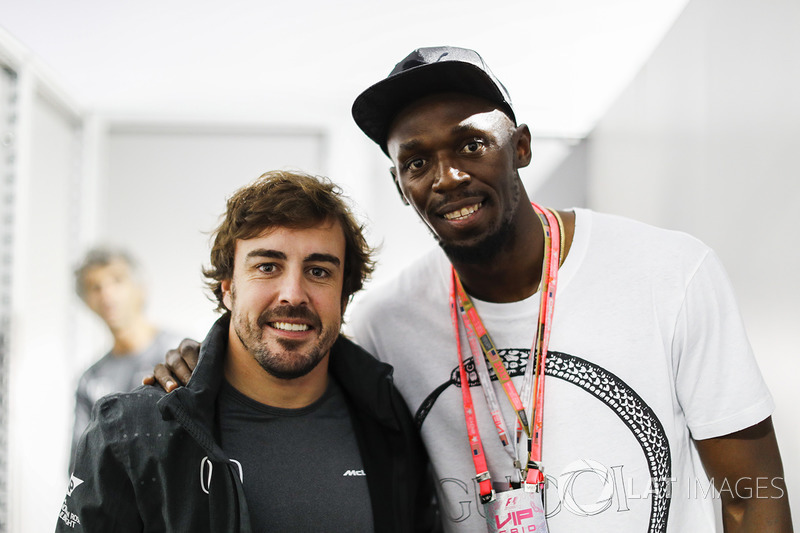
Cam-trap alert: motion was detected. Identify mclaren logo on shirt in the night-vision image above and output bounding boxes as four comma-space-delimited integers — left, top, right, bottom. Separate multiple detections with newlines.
343, 469, 366, 476
200, 456, 243, 494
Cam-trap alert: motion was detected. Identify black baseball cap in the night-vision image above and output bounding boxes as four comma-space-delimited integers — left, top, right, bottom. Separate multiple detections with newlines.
352, 46, 516, 155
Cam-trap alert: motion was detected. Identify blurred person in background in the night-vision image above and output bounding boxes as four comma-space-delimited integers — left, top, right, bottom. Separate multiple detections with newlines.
70, 247, 179, 468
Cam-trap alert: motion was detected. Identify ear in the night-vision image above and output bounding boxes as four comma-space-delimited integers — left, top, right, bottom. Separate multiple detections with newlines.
221, 279, 233, 311
514, 124, 533, 169
390, 167, 410, 206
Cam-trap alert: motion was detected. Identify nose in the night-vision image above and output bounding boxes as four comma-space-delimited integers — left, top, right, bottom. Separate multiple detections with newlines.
277, 270, 310, 307
95, 282, 118, 306
431, 156, 470, 193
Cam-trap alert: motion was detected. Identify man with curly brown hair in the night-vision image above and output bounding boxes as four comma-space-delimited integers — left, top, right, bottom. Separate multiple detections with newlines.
58, 171, 438, 533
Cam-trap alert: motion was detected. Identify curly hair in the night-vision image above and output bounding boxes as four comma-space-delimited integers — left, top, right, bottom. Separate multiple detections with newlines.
203, 170, 375, 313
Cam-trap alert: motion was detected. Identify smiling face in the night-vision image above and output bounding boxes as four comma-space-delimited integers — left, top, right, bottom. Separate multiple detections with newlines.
221, 220, 346, 380
386, 92, 532, 264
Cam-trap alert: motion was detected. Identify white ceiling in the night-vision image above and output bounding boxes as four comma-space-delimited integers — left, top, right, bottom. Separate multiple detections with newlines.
0, 0, 689, 138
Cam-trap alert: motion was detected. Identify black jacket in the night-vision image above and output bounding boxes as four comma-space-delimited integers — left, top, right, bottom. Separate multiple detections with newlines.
57, 315, 439, 532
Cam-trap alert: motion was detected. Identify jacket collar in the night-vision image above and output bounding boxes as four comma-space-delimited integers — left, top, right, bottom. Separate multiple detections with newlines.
157, 315, 230, 459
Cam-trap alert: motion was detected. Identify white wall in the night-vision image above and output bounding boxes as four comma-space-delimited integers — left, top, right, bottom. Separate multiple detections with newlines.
0, 58, 15, 533
588, 0, 800, 522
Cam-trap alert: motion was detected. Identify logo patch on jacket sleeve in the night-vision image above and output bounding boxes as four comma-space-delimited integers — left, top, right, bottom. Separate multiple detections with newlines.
67, 475, 84, 496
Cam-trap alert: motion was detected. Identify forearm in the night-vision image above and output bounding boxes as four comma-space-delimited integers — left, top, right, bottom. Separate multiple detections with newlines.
695, 418, 793, 533
720, 481, 792, 532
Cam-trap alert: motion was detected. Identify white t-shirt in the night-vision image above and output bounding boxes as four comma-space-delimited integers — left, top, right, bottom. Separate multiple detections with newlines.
348, 209, 773, 533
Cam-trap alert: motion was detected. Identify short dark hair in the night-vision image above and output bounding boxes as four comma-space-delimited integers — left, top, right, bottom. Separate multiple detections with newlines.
74, 247, 139, 299
203, 170, 375, 313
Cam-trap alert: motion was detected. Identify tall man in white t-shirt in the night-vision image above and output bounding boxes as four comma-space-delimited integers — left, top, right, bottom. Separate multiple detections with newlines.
151, 47, 792, 532
346, 46, 792, 532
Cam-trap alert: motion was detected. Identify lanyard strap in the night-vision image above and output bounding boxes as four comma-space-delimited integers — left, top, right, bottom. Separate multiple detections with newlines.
451, 203, 561, 499
453, 274, 518, 471
455, 274, 530, 436
449, 272, 494, 502
525, 204, 560, 488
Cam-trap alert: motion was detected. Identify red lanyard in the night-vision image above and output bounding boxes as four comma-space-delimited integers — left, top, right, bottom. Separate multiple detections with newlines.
450, 203, 561, 501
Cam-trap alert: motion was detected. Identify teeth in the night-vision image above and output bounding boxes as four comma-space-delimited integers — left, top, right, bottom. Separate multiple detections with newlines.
443, 203, 482, 221
272, 322, 310, 332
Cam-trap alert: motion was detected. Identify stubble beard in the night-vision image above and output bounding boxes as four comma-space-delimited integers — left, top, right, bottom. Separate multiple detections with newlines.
231, 291, 339, 380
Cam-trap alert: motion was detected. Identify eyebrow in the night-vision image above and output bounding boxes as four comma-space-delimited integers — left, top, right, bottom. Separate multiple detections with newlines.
450, 123, 484, 136
304, 253, 341, 267
246, 249, 286, 261
245, 249, 341, 267
397, 139, 422, 156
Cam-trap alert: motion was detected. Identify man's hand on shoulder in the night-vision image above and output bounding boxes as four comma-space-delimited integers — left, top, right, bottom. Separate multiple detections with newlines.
142, 338, 200, 392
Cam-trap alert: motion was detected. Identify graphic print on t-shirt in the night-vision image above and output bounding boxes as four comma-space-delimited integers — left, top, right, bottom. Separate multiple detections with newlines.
416, 348, 672, 533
